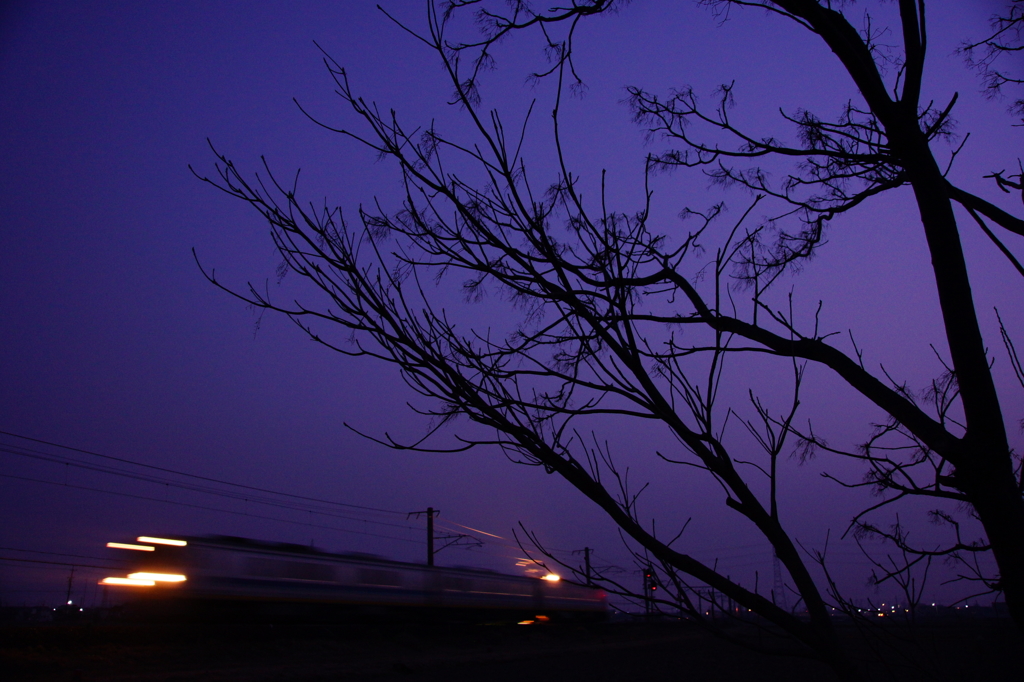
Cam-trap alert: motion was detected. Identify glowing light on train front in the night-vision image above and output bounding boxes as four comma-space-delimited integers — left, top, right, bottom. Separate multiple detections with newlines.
137, 536, 187, 546
128, 572, 187, 582
542, 574, 561, 582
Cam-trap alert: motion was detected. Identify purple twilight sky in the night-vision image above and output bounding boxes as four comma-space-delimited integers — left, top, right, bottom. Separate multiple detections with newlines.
1, 0, 1021, 609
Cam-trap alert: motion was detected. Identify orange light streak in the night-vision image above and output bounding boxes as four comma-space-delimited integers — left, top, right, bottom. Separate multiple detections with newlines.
128, 572, 186, 582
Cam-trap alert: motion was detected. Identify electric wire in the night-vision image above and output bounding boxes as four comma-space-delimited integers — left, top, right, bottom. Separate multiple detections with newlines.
2, 445, 422, 533
0, 440, 424, 533
0, 432, 546, 564
0, 430, 639, 575
0, 556, 120, 570
0, 473, 423, 545
0, 546, 122, 563
0, 430, 405, 515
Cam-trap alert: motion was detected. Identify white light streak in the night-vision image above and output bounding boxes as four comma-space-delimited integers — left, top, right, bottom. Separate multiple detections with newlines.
107, 542, 155, 551
137, 536, 187, 546
100, 577, 156, 586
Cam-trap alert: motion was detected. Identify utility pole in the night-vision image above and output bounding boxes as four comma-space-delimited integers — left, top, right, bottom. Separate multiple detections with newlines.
408, 507, 482, 566
769, 446, 788, 614
427, 507, 434, 566
408, 507, 439, 567
643, 566, 656, 618
65, 566, 76, 605
573, 547, 593, 585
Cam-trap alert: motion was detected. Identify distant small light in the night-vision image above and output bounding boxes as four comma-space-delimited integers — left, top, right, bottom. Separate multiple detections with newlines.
541, 574, 560, 582
518, 620, 534, 625
137, 536, 187, 547
107, 542, 155, 551
128, 572, 186, 582
100, 577, 156, 586
67, 600, 72, 605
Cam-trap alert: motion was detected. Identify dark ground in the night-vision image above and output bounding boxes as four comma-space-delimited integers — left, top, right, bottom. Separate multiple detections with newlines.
1, 618, 1017, 681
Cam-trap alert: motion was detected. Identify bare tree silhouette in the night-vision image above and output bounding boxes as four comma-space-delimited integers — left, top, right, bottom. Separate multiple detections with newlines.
194, 2, 1024, 678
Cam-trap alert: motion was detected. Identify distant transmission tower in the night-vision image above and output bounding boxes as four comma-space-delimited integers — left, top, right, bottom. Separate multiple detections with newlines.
772, 552, 788, 612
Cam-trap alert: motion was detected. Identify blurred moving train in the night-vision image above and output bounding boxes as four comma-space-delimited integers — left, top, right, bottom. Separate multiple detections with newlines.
101, 535, 607, 622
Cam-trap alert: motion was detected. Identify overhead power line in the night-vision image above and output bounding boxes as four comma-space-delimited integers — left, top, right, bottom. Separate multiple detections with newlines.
0, 472, 423, 546
0, 556, 120, 571
0, 444, 422, 532
0, 546, 122, 563
0, 429, 404, 515
0, 429, 631, 575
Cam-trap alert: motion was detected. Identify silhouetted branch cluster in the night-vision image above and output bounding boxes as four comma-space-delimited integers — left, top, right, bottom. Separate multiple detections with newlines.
198, 2, 1024, 679
961, 0, 1024, 118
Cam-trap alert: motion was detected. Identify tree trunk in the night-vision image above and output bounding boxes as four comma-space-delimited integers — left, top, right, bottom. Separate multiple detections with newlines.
897, 116, 1024, 629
